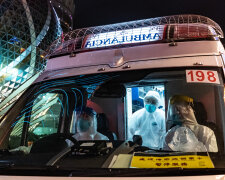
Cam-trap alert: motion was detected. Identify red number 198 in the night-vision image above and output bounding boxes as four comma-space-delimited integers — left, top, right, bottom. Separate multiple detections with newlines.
187, 70, 216, 82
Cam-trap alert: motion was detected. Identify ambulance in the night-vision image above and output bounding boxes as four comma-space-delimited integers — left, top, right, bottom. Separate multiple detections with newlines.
0, 14, 225, 179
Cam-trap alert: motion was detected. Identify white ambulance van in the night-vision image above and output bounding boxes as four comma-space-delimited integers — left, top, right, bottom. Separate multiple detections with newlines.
0, 14, 225, 179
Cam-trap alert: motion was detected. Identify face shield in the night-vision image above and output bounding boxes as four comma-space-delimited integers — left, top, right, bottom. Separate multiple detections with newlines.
75, 107, 97, 134
167, 95, 197, 128
144, 91, 160, 113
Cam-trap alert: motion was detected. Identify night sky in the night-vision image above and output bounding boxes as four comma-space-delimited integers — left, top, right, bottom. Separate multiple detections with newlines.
73, 0, 225, 45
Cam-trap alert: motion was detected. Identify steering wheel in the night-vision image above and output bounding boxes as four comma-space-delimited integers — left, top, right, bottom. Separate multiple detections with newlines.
30, 133, 78, 153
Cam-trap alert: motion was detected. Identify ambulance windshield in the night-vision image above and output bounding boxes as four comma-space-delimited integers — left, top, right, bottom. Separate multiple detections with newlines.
0, 68, 224, 172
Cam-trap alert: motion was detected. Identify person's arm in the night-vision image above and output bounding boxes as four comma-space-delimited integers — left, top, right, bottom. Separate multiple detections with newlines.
128, 112, 138, 140
205, 127, 218, 152
159, 109, 166, 139
161, 111, 166, 133
9, 146, 32, 154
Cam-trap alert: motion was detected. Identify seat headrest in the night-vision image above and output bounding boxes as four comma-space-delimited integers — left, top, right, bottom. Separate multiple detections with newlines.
96, 113, 109, 131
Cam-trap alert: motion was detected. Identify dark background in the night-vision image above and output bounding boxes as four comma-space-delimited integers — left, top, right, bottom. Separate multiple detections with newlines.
73, 0, 225, 45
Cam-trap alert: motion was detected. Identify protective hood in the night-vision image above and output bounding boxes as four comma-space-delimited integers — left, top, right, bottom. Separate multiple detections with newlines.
167, 95, 198, 127
144, 90, 161, 107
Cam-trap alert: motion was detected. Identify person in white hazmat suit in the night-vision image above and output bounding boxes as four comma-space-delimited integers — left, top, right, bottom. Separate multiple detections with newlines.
129, 90, 166, 149
163, 95, 218, 152
73, 107, 109, 141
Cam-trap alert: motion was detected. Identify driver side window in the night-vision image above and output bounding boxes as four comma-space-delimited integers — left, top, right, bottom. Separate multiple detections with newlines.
9, 92, 64, 149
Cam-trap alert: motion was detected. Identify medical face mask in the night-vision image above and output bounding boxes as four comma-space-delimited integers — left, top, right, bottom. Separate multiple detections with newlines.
77, 118, 91, 132
145, 104, 156, 113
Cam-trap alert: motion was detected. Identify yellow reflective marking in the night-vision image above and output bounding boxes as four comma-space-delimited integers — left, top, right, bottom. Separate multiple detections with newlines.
130, 155, 214, 168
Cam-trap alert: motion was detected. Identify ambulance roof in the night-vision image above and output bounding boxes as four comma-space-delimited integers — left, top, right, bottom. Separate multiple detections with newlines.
46, 14, 224, 58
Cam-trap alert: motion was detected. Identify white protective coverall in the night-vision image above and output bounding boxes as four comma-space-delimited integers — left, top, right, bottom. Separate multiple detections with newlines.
164, 95, 218, 152
73, 107, 109, 141
129, 90, 166, 149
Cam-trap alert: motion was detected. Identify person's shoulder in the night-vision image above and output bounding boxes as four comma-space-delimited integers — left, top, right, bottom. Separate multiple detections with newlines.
134, 108, 145, 114
95, 132, 109, 140
155, 108, 165, 117
198, 124, 215, 134
73, 133, 80, 139
156, 108, 164, 113
131, 108, 145, 117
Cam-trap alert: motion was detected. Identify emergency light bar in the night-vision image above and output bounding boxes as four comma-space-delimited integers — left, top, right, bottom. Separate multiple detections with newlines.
83, 25, 165, 48
47, 14, 224, 57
